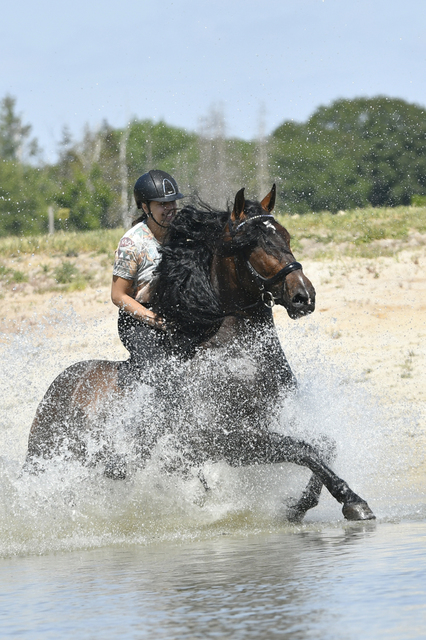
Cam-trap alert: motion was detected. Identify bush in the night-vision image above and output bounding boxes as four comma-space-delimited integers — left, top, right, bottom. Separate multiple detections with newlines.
411, 195, 426, 207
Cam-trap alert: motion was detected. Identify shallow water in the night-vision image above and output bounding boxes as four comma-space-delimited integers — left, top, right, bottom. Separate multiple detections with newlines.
1, 309, 425, 637
1, 522, 426, 639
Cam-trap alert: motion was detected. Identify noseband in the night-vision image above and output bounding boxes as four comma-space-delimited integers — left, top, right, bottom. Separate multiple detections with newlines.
244, 258, 303, 307
230, 214, 303, 309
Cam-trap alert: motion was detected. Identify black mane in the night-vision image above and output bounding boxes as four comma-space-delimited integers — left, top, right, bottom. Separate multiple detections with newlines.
150, 199, 275, 334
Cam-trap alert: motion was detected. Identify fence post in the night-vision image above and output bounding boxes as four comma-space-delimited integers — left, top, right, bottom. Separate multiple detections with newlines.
48, 206, 54, 234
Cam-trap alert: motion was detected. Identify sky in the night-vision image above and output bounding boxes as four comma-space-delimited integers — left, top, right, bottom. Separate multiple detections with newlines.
1, 0, 425, 162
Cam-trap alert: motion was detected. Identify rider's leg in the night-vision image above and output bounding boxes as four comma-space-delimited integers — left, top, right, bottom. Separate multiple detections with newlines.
117, 309, 170, 387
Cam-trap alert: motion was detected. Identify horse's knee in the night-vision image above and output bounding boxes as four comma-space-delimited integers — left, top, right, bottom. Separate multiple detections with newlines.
296, 433, 336, 465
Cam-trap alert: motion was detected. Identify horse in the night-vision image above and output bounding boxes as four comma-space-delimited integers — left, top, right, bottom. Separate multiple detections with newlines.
25, 185, 375, 522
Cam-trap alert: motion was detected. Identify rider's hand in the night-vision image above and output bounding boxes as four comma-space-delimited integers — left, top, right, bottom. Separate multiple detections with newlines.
147, 315, 168, 332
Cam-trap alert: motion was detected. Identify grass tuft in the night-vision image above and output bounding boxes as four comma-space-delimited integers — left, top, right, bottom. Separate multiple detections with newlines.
0, 264, 28, 283
53, 261, 89, 291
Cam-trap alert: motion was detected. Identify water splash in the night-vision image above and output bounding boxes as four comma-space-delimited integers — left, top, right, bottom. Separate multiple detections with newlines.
0, 310, 423, 558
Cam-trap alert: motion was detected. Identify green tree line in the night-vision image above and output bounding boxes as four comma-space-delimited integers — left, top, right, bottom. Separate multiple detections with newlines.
1, 94, 426, 236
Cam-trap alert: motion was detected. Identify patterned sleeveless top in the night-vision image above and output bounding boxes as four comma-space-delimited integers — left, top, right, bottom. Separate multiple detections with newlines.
112, 221, 161, 301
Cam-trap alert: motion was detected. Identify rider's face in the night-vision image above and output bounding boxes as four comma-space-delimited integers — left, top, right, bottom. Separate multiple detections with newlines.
147, 200, 178, 226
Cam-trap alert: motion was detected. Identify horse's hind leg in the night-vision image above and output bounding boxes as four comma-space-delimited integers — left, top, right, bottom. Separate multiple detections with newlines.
25, 360, 122, 475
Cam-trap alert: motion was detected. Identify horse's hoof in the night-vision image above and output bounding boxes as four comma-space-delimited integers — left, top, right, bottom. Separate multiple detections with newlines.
287, 509, 305, 524
285, 502, 306, 523
342, 501, 376, 521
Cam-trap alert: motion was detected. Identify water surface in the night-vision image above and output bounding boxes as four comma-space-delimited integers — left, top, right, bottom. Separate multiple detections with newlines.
1, 521, 426, 639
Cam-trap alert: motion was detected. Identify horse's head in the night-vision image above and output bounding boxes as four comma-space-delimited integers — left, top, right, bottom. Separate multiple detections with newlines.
229, 185, 316, 319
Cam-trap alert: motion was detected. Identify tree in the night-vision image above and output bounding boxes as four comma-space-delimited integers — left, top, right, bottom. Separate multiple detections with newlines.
0, 160, 55, 236
0, 95, 51, 236
52, 152, 116, 231
0, 95, 39, 162
271, 97, 426, 212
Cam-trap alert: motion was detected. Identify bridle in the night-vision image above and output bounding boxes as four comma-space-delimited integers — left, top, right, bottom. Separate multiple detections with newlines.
229, 214, 303, 309
161, 210, 305, 340
244, 258, 303, 307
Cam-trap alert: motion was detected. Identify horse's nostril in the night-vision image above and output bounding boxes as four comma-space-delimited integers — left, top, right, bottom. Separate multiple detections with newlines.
292, 294, 309, 307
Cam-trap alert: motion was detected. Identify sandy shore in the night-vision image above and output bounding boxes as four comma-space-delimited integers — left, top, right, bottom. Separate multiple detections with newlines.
1, 247, 425, 422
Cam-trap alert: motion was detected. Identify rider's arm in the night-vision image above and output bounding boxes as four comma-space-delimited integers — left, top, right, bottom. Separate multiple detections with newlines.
111, 275, 163, 328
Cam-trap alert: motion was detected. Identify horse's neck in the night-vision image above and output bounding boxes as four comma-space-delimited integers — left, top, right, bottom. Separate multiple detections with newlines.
211, 253, 261, 314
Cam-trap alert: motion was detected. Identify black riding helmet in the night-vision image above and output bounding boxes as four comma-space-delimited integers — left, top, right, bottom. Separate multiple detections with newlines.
134, 170, 184, 209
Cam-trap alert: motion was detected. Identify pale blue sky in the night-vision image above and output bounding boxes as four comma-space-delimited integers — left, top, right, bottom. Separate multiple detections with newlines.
1, 0, 425, 161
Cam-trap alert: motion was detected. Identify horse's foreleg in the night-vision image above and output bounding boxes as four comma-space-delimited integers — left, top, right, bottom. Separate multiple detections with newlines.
286, 474, 324, 522
268, 433, 375, 521
285, 435, 336, 522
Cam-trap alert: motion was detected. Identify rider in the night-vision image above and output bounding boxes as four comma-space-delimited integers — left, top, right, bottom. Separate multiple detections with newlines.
111, 169, 184, 383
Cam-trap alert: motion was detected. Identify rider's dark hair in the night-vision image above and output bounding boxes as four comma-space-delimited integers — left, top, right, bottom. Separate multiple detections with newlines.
131, 212, 148, 227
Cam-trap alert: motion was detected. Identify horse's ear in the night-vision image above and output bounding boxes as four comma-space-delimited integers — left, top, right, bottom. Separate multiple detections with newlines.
260, 184, 276, 213
231, 188, 246, 221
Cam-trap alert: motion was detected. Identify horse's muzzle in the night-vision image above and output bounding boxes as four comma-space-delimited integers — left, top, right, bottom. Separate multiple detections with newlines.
288, 292, 316, 318
277, 281, 316, 319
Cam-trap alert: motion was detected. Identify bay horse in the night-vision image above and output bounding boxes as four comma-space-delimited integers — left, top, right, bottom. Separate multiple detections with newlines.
25, 186, 375, 522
